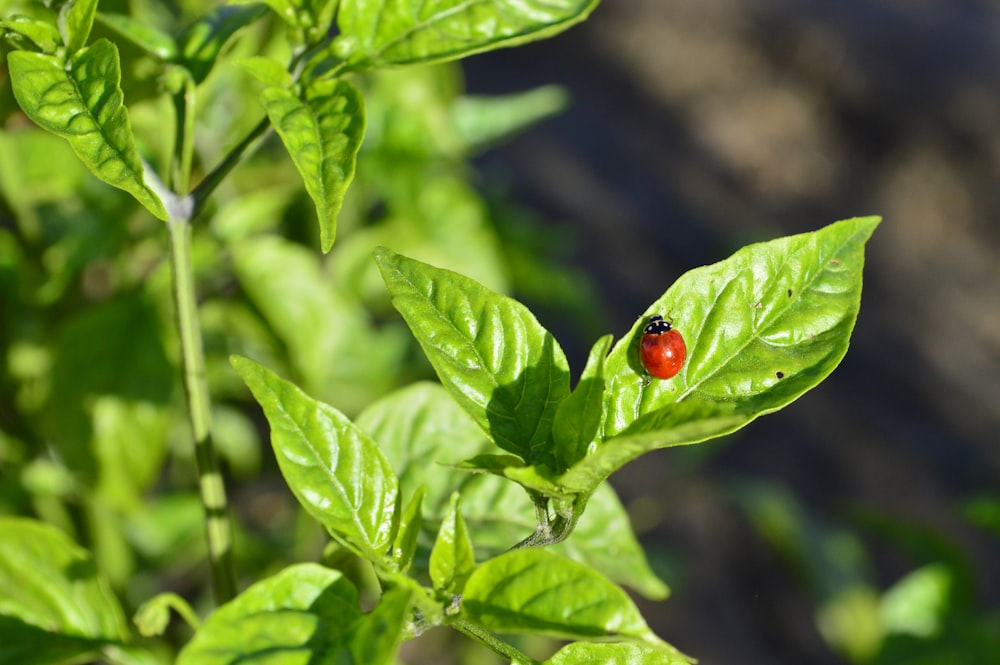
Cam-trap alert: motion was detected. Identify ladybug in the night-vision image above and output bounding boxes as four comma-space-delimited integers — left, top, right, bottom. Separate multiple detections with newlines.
640, 314, 686, 381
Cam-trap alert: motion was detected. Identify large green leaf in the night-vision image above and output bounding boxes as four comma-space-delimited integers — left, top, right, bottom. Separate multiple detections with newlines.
462, 548, 655, 641
375, 247, 570, 463
232, 356, 399, 561
337, 0, 600, 69
261, 78, 365, 252
7, 42, 168, 220
602, 217, 880, 440
0, 517, 129, 665
176, 563, 360, 665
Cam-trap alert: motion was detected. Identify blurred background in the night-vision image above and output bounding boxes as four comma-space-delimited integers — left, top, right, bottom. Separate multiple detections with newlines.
3, 1, 1000, 663
457, 0, 1000, 662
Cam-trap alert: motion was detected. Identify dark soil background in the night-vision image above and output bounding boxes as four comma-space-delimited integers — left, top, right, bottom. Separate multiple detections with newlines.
460, 1, 1000, 662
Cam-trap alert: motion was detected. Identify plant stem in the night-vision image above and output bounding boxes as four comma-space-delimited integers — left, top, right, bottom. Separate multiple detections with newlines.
167, 216, 237, 604
450, 620, 540, 665
189, 116, 271, 216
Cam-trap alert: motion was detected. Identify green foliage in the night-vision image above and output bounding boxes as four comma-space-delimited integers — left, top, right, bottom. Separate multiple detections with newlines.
0, 0, 891, 663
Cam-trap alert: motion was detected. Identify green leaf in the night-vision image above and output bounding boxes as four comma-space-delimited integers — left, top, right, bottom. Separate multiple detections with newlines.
246, 0, 339, 44
375, 247, 571, 463
232, 356, 399, 561
552, 334, 612, 471
59, 0, 98, 54
232, 236, 405, 413
602, 217, 880, 441
356, 382, 490, 514
454, 85, 569, 151
546, 642, 691, 665
261, 79, 365, 252
429, 493, 476, 595
176, 563, 361, 665
344, 587, 413, 665
239, 55, 293, 88
462, 548, 654, 641
178, 3, 269, 84
7, 43, 169, 220
1, 16, 61, 53
337, 0, 600, 70
560, 398, 748, 494
880, 564, 951, 638
96, 13, 177, 59
390, 486, 425, 573
0, 517, 129, 664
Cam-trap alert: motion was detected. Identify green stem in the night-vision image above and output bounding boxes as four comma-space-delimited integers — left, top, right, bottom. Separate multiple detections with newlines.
167, 216, 237, 604
450, 620, 540, 665
189, 116, 271, 216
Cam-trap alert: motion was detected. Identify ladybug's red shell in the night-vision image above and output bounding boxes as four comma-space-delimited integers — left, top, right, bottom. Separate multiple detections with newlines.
640, 315, 686, 380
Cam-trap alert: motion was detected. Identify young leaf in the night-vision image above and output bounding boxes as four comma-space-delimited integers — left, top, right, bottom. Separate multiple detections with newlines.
429, 493, 475, 595
177, 563, 361, 665
177, 3, 269, 84
337, 0, 600, 70
231, 356, 399, 562
391, 486, 425, 573
261, 79, 365, 252
603, 217, 880, 440
7, 42, 168, 220
552, 334, 612, 471
462, 548, 655, 641
246, 0, 338, 44
59, 0, 98, 54
1, 16, 61, 53
0, 517, 129, 663
546, 642, 691, 665
375, 247, 571, 463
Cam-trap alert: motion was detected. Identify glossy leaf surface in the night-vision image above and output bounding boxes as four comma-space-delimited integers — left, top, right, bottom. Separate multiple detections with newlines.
261, 78, 365, 252
462, 548, 653, 641
338, 0, 600, 69
176, 563, 360, 665
375, 247, 570, 462
602, 217, 880, 440
7, 42, 168, 220
546, 642, 691, 665
232, 356, 398, 561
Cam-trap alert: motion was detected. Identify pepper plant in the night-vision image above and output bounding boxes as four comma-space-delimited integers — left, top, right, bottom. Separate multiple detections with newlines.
0, 0, 879, 663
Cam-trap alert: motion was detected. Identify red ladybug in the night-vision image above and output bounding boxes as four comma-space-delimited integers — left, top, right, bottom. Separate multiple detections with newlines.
640, 314, 686, 380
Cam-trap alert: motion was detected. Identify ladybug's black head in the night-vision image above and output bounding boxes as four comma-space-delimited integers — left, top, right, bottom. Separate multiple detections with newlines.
643, 314, 672, 335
